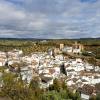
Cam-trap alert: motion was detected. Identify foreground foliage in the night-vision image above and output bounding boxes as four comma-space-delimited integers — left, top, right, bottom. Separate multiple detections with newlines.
0, 71, 81, 100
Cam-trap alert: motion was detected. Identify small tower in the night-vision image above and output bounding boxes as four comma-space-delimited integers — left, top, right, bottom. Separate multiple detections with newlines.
60, 44, 64, 50
75, 41, 78, 49
79, 44, 84, 52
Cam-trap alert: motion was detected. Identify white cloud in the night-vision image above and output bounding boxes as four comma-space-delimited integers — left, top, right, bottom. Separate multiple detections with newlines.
0, 0, 100, 38
0, 0, 50, 38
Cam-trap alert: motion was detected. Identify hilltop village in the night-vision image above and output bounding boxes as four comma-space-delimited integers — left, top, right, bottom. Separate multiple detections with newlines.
0, 42, 100, 100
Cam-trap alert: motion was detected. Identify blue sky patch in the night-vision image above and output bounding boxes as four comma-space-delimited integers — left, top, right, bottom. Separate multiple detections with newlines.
80, 0, 98, 3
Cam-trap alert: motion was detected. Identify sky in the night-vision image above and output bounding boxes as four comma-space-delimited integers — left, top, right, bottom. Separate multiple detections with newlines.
0, 0, 100, 39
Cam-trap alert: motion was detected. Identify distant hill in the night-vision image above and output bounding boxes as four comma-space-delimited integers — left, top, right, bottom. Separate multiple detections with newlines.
0, 37, 100, 41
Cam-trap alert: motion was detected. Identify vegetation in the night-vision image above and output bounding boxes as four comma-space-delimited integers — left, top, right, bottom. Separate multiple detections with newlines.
89, 94, 100, 100
0, 39, 56, 55
78, 39, 100, 59
0, 38, 99, 56
0, 68, 81, 100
